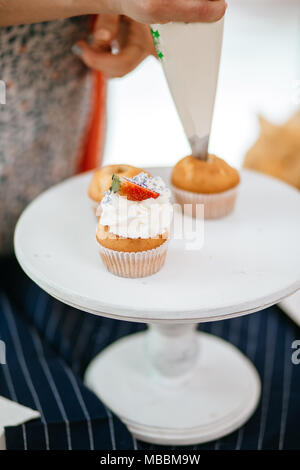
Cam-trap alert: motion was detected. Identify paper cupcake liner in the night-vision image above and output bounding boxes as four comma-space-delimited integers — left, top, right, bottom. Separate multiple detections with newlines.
171, 184, 239, 219
98, 239, 169, 278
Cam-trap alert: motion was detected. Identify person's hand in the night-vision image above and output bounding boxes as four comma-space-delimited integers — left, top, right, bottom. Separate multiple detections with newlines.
106, 0, 227, 24
73, 14, 156, 78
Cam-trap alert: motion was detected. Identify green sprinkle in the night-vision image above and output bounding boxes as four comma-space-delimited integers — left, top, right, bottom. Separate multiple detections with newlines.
110, 174, 121, 193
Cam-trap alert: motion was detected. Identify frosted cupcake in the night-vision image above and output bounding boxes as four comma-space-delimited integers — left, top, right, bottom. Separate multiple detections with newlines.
171, 155, 240, 219
96, 173, 173, 278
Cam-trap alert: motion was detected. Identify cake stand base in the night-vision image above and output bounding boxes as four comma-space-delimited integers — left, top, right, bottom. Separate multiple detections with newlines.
85, 330, 260, 446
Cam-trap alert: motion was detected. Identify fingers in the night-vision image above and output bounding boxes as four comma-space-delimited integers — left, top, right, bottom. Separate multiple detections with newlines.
90, 14, 120, 47
132, 0, 227, 24
73, 40, 146, 78
170, 0, 227, 23
198, 0, 227, 23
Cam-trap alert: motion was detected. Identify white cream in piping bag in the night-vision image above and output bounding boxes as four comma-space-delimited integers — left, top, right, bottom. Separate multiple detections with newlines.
99, 174, 173, 239
151, 19, 224, 158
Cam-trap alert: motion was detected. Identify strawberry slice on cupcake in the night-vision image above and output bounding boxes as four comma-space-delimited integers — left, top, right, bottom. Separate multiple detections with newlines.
110, 174, 160, 201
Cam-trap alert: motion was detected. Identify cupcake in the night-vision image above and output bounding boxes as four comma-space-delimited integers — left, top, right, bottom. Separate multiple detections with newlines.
96, 172, 173, 278
171, 155, 240, 219
88, 164, 149, 213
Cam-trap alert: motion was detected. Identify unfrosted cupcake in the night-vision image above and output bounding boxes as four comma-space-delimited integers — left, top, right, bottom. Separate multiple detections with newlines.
88, 164, 149, 213
96, 172, 173, 278
171, 155, 240, 219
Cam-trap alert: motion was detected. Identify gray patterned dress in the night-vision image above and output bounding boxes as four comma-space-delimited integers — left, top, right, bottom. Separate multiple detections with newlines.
0, 17, 93, 254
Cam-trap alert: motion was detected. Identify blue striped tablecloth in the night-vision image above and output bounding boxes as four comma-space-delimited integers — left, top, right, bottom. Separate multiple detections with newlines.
0, 257, 299, 450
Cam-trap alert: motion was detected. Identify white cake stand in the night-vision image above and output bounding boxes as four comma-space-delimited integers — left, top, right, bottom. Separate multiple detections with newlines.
14, 168, 300, 446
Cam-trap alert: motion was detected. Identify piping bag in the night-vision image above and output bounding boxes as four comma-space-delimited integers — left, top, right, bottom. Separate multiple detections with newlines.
151, 19, 224, 160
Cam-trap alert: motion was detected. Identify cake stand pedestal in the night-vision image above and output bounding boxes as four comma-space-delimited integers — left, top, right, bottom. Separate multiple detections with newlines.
85, 324, 260, 445
14, 168, 300, 446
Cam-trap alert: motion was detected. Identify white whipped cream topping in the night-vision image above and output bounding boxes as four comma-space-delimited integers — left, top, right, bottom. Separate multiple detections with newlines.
98, 175, 173, 239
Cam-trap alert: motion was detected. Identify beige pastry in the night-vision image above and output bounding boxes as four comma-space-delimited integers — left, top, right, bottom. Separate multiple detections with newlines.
97, 224, 168, 253
244, 112, 300, 190
171, 155, 240, 219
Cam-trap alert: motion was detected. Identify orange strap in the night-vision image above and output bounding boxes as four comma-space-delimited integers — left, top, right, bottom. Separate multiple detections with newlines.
77, 71, 107, 172
77, 15, 107, 173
